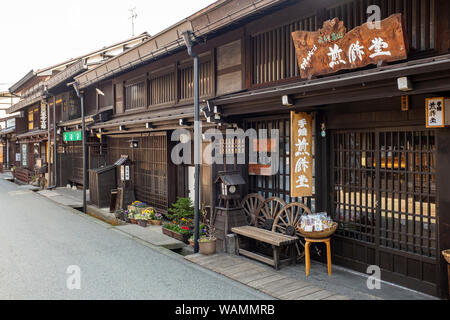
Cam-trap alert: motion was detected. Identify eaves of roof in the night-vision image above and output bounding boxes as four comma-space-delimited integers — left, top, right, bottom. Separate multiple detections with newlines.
74, 0, 286, 89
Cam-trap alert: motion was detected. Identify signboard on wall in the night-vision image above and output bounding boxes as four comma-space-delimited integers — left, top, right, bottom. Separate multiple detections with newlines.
63, 130, 82, 142
292, 14, 407, 79
40, 102, 47, 130
21, 144, 27, 167
426, 97, 450, 128
290, 112, 313, 197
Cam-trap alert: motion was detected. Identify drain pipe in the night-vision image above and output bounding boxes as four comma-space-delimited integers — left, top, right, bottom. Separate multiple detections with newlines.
44, 89, 58, 190
72, 81, 87, 214
182, 30, 200, 254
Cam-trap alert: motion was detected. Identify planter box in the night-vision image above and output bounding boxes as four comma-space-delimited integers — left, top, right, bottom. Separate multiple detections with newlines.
162, 227, 190, 244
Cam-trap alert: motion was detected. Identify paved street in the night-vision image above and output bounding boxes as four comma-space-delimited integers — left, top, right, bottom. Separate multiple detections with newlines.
0, 179, 272, 300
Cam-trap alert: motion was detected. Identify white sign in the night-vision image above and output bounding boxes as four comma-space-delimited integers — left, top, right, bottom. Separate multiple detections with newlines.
120, 166, 125, 181
426, 97, 450, 128
15, 153, 21, 162
125, 165, 130, 181
40, 103, 47, 130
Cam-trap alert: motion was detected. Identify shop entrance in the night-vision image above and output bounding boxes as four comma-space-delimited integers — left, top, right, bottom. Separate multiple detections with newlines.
330, 128, 438, 295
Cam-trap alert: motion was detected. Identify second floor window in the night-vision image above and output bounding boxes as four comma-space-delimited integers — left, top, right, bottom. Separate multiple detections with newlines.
179, 61, 212, 100
125, 80, 146, 110
28, 107, 39, 130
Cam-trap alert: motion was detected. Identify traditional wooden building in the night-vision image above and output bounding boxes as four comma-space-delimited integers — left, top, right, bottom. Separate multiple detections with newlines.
6, 33, 150, 185
8, 0, 448, 298
73, 0, 450, 298
205, 0, 450, 298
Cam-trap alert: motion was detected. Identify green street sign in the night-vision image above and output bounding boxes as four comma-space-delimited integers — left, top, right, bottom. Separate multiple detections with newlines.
63, 130, 82, 142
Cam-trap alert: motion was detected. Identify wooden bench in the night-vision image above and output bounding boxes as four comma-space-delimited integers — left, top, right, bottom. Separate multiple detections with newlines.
231, 225, 298, 270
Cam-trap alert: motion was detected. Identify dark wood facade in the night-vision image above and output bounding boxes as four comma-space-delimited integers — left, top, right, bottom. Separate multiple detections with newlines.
6, 0, 447, 298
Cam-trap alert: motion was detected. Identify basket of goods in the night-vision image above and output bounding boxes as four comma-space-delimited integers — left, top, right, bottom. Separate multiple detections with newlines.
442, 249, 450, 264
298, 213, 338, 239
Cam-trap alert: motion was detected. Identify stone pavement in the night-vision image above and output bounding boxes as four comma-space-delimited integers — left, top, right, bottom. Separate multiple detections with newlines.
7, 177, 440, 300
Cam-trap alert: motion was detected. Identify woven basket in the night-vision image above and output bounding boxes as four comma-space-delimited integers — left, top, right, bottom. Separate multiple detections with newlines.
298, 222, 338, 239
442, 249, 450, 264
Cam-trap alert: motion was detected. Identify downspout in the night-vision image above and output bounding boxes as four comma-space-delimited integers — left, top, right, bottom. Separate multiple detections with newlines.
44, 89, 58, 189
182, 30, 200, 254
72, 82, 87, 214
47, 98, 52, 186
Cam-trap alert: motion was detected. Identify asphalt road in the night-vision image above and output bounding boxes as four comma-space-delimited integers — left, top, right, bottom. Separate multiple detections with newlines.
0, 179, 272, 300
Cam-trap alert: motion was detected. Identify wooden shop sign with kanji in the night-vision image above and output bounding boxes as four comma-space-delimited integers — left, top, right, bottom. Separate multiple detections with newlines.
290, 112, 313, 198
292, 13, 408, 79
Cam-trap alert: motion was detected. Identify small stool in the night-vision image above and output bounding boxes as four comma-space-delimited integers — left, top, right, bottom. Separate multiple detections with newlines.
304, 237, 332, 276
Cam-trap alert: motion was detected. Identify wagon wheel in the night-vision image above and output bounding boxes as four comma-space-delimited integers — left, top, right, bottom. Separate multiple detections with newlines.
272, 202, 312, 261
254, 197, 287, 230
241, 193, 265, 225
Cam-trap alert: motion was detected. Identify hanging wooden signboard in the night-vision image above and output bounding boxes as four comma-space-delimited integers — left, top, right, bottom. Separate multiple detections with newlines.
292, 13, 408, 79
290, 112, 313, 197
426, 97, 450, 128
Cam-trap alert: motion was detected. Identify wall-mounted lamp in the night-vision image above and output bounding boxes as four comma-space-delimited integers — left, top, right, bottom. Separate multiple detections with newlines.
179, 118, 187, 126
146, 122, 153, 129
397, 77, 413, 92
119, 125, 126, 131
96, 88, 105, 96
129, 139, 138, 149
282, 95, 294, 107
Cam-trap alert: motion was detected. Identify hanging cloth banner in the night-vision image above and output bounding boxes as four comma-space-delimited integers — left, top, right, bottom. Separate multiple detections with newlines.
290, 112, 313, 197
292, 13, 408, 79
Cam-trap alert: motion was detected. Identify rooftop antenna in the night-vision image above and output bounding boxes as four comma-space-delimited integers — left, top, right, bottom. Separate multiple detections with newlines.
128, 7, 137, 36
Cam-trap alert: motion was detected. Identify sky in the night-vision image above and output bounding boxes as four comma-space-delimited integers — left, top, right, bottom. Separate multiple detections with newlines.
0, 0, 217, 90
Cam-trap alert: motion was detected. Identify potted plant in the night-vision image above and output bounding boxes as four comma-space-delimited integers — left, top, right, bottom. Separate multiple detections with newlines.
149, 210, 163, 225
162, 222, 191, 244
198, 205, 217, 255
188, 223, 207, 247
115, 209, 123, 220
128, 209, 138, 224
167, 197, 194, 223
11, 165, 16, 177
136, 213, 148, 227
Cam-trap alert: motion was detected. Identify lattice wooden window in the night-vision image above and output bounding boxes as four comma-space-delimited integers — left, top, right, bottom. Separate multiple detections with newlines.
244, 117, 316, 211
149, 72, 176, 105
326, 0, 436, 52
125, 80, 146, 110
179, 61, 212, 100
331, 129, 437, 258
251, 15, 317, 85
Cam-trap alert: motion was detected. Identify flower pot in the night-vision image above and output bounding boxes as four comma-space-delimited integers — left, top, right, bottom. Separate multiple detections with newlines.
138, 220, 148, 227
130, 218, 137, 224
189, 238, 194, 247
199, 238, 217, 255
150, 219, 162, 226
161, 227, 190, 244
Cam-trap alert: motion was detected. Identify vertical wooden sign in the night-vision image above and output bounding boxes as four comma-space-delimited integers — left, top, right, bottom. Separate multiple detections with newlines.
290, 112, 313, 197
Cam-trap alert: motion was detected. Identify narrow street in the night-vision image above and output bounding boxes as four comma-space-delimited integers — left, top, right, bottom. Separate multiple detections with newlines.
0, 178, 272, 300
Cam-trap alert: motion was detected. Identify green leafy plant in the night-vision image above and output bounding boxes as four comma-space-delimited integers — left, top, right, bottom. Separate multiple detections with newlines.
167, 197, 194, 222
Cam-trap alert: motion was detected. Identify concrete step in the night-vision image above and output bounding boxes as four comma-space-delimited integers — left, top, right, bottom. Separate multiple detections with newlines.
115, 224, 186, 250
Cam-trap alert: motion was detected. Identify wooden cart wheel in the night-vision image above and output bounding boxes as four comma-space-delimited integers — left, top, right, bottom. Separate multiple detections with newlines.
241, 193, 265, 225
254, 197, 287, 230
272, 202, 312, 261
